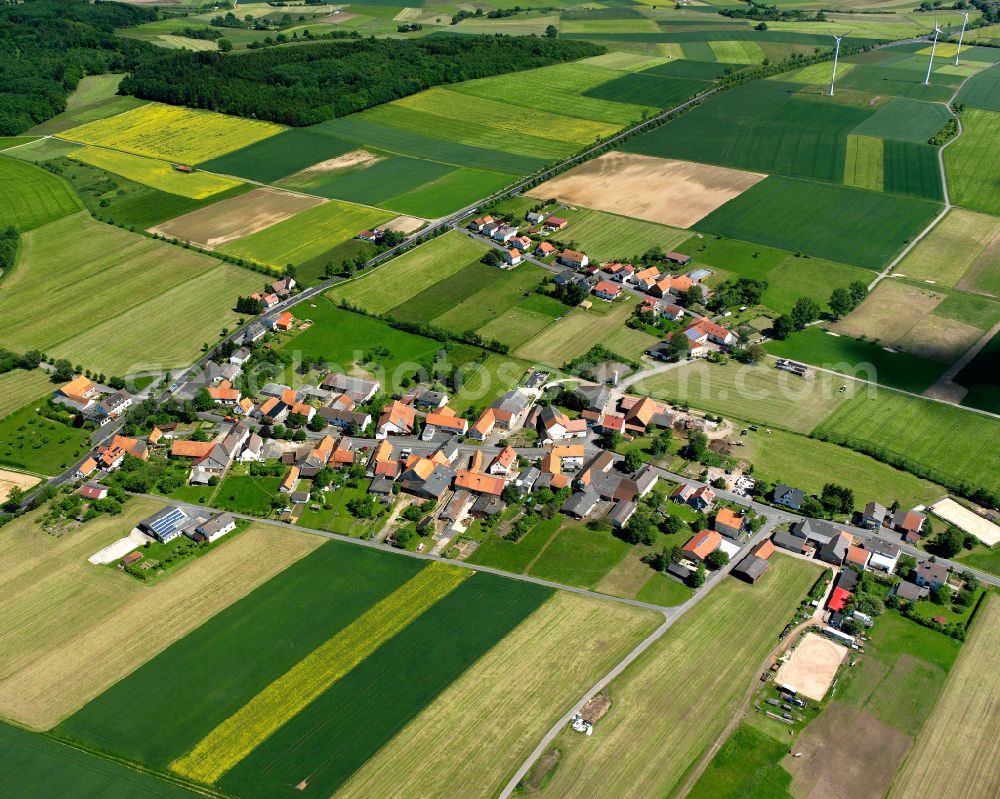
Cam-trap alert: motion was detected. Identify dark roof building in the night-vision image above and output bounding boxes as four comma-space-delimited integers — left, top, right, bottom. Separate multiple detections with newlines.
139, 506, 189, 544
773, 483, 805, 510
732, 554, 770, 584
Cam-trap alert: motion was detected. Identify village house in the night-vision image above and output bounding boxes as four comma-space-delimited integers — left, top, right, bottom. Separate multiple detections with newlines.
469, 215, 495, 232
535, 241, 556, 258
376, 400, 416, 438
488, 445, 517, 476
207, 380, 241, 406
714, 507, 746, 539
229, 347, 251, 366
504, 248, 522, 267
414, 390, 449, 411
915, 561, 949, 590
861, 501, 888, 529
845, 544, 871, 570
818, 531, 854, 565
319, 407, 372, 433
88, 389, 133, 425
893, 509, 926, 541
604, 262, 635, 283
510, 235, 532, 251
678, 319, 738, 349
609, 499, 637, 529
592, 281, 622, 302
264, 310, 295, 332
661, 304, 685, 321
773, 483, 805, 511
79, 483, 109, 501
454, 470, 505, 496
633, 267, 661, 291
139, 506, 190, 544
271, 276, 296, 297
440, 490, 474, 524
53, 376, 99, 412
243, 322, 266, 344
426, 411, 469, 436
194, 513, 237, 543
399, 458, 454, 500
470, 408, 497, 441
280, 466, 300, 494
562, 488, 599, 519
558, 249, 589, 269
864, 538, 900, 573
538, 406, 587, 441
544, 216, 568, 231
672, 483, 715, 511
683, 529, 722, 561
250, 291, 281, 310
322, 374, 380, 404
492, 224, 518, 243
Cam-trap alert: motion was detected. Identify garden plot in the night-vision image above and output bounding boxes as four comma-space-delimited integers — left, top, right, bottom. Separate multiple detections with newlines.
148, 187, 325, 248
776, 632, 849, 701
527, 152, 766, 228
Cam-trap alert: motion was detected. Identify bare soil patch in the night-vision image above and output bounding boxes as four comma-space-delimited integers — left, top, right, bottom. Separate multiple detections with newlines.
776, 632, 849, 701
906, 314, 983, 363
149, 187, 325, 248
293, 148, 381, 177
784, 702, 911, 799
526, 152, 766, 228
383, 214, 425, 233
834, 281, 944, 345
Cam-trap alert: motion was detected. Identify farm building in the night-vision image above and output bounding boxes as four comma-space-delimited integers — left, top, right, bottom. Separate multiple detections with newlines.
732, 554, 769, 584
682, 530, 722, 561
139, 506, 190, 544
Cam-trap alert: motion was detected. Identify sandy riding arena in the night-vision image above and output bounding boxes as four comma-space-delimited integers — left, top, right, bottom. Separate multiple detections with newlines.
149, 187, 325, 249
930, 498, 1000, 546
527, 152, 766, 228
776, 632, 849, 701
0, 469, 40, 502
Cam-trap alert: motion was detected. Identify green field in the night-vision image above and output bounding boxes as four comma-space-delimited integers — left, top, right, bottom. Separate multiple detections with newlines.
638, 359, 851, 433
0, 722, 199, 798
0, 370, 54, 419
0, 157, 82, 231
476, 294, 567, 350
277, 295, 482, 382
449, 352, 532, 415
220, 572, 549, 798
624, 81, 871, 184
200, 128, 356, 183
744, 426, 944, 509
581, 72, 711, 107
695, 176, 941, 269
687, 724, 792, 799
0, 399, 92, 476
0, 213, 260, 374
382, 166, 515, 218
955, 330, 1000, 414
468, 516, 562, 574
330, 231, 487, 314
851, 97, 952, 143
220, 199, 393, 268
765, 327, 948, 394
882, 139, 944, 200
516, 298, 638, 365
28, 94, 149, 137
213, 475, 282, 517
954, 60, 1000, 111
528, 523, 632, 590
551, 206, 688, 261
843, 134, 884, 192
815, 389, 1000, 497
945, 108, 1000, 215
57, 544, 425, 766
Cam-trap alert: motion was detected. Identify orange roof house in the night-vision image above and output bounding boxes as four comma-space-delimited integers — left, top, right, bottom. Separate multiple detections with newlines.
845, 545, 871, 569
714, 507, 746, 536
171, 440, 215, 458
454, 470, 504, 496
752, 539, 775, 560
549, 444, 585, 459
426, 412, 469, 435
207, 380, 240, 403
280, 465, 300, 493
471, 408, 497, 440
488, 445, 517, 474
682, 530, 722, 561
377, 400, 416, 437
76, 457, 97, 478
274, 311, 294, 331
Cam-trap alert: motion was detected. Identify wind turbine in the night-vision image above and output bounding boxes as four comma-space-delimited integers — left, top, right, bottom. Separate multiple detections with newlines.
828, 34, 844, 97
954, 11, 969, 66
924, 18, 942, 87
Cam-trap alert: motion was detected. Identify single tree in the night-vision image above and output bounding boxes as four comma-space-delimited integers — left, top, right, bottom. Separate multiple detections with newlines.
772, 315, 794, 340
790, 297, 821, 329
828, 287, 853, 319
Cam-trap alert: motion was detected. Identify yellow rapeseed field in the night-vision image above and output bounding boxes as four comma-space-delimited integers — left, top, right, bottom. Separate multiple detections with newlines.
70, 147, 243, 199
57, 102, 284, 164
171, 562, 469, 784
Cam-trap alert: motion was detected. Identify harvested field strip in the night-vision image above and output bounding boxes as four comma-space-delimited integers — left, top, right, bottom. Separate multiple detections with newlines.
537, 556, 820, 797
222, 572, 556, 799
171, 563, 469, 784
57, 102, 283, 164
58, 544, 423, 767
0, 370, 54, 418
843, 134, 884, 192
889, 596, 1000, 798
69, 147, 242, 199
149, 187, 325, 249
219, 198, 392, 268
0, 510, 321, 730
335, 592, 660, 799
896, 208, 1000, 291
329, 231, 487, 314
0, 156, 82, 231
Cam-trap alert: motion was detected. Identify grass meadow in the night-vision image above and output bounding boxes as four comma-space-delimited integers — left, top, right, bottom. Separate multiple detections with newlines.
954, 59, 1000, 111
330, 231, 487, 314
0, 156, 82, 230
0, 401, 92, 476
527, 522, 632, 589
0, 370, 55, 419
895, 208, 1000, 295
0, 213, 260, 374
537, 555, 820, 798
516, 298, 637, 365
552, 206, 688, 261
334, 592, 660, 799
944, 108, 1000, 216
815, 389, 1000, 497
58, 102, 284, 164
0, 502, 320, 730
